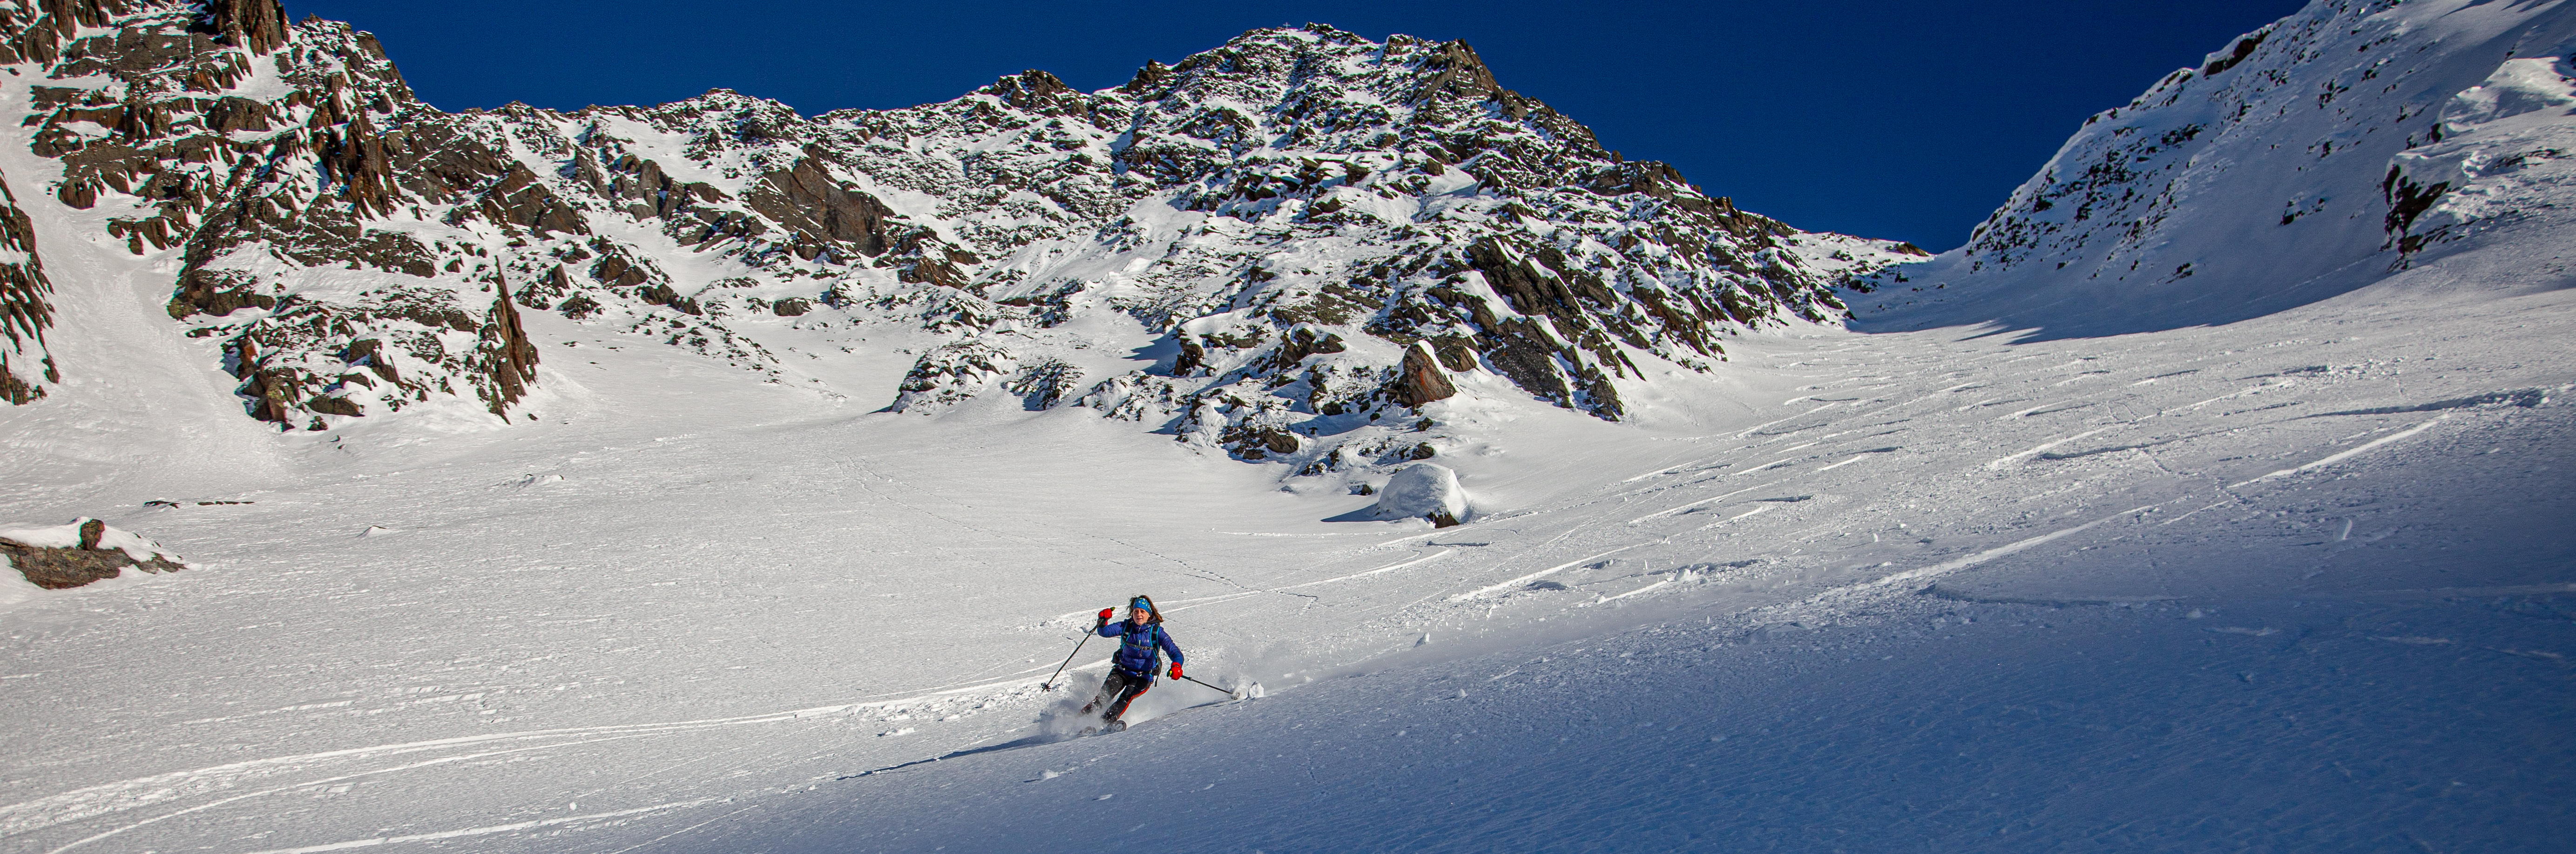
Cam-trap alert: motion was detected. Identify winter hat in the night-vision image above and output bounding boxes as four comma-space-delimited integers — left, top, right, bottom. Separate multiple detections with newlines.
1129, 596, 1152, 611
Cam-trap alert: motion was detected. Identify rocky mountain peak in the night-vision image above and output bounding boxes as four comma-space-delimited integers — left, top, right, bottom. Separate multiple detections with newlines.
0, 2, 1915, 476
984, 70, 1081, 112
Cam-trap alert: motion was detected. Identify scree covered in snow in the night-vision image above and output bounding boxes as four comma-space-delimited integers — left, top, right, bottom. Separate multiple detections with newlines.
1, 0, 2571, 852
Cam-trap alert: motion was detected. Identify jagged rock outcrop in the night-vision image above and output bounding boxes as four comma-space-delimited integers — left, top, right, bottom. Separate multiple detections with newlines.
0, 168, 55, 404
1388, 342, 1456, 407
480, 276, 540, 416
0, 518, 189, 589
0, 3, 1903, 458
201, 0, 289, 56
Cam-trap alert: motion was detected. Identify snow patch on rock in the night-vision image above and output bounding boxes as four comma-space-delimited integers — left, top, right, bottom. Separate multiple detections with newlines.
2385, 57, 2576, 259
0, 518, 183, 564
0, 518, 190, 600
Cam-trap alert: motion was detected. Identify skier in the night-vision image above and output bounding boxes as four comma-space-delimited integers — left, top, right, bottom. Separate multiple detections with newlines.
1078, 595, 1183, 733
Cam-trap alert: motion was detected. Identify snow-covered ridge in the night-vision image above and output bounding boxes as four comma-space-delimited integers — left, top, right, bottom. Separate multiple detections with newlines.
0, 1, 1911, 473
1858, 0, 2576, 335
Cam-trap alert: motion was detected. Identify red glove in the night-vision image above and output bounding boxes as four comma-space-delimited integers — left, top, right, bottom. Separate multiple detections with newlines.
1095, 608, 1113, 625
1169, 664, 1183, 679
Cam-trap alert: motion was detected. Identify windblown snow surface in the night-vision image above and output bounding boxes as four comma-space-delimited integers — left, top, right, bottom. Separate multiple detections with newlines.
6, 7, 2576, 854
4, 258, 2568, 852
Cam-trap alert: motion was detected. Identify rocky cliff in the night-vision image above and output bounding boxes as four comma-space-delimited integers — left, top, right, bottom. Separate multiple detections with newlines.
0, 1, 1911, 459
0, 164, 53, 405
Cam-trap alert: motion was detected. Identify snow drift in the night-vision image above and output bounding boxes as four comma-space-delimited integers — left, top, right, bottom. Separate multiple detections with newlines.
1370, 462, 1468, 526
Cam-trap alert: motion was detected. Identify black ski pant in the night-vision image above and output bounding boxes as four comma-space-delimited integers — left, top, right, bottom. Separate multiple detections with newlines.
1089, 668, 1152, 723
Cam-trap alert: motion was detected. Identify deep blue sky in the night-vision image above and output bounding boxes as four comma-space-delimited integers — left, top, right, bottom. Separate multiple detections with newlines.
295, 0, 2306, 250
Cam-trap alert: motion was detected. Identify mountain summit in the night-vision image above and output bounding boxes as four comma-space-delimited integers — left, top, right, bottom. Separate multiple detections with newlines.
0, 3, 1913, 469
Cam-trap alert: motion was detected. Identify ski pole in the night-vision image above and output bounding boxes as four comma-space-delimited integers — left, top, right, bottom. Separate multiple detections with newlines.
1176, 673, 1239, 697
1041, 630, 1094, 691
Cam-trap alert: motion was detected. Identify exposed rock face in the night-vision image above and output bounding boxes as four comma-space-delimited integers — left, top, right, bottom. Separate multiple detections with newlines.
200, 0, 289, 56
0, 518, 189, 590
1389, 342, 1456, 407
740, 154, 900, 260
0, 3, 1901, 457
0, 168, 54, 404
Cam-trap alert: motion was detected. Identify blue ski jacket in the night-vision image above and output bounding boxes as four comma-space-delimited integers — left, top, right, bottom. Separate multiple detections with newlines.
1098, 619, 1183, 678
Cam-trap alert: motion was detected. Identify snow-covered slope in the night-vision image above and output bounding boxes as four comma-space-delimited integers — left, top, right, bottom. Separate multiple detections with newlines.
0, 276, 2564, 853
1858, 0, 2576, 338
0, 1, 2568, 852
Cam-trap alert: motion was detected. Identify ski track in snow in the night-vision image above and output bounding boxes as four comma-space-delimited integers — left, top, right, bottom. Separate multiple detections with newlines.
2226, 415, 2451, 488
1449, 546, 1644, 602
230, 798, 728, 854
3, 673, 1089, 844
1866, 503, 2171, 591
1987, 427, 2114, 469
